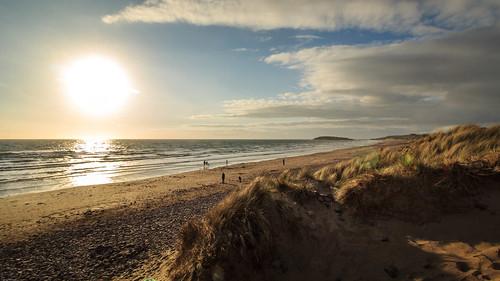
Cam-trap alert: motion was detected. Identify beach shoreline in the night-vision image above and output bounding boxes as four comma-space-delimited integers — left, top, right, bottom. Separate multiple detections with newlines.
0, 140, 405, 280
0, 140, 402, 241
0, 139, 377, 198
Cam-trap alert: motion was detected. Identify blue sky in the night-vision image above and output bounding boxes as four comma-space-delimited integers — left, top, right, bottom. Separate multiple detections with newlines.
0, 1, 499, 139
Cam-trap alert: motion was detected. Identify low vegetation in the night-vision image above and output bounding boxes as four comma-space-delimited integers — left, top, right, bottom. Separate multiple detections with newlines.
166, 125, 499, 281
317, 124, 499, 220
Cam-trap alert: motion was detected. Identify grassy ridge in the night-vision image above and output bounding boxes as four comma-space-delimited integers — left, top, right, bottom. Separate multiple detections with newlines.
166, 125, 499, 281
317, 125, 499, 219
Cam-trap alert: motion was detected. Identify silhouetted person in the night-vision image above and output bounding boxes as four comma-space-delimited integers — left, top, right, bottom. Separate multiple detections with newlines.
283, 158, 285, 166
238, 176, 242, 183
222, 172, 225, 184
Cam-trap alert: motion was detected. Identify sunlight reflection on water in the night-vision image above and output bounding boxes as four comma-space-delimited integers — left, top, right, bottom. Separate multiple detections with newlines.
75, 138, 110, 153
70, 138, 115, 186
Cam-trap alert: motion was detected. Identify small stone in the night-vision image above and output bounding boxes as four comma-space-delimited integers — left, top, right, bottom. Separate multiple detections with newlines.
491, 262, 500, 270
474, 202, 488, 210
212, 264, 224, 281
423, 263, 433, 269
384, 265, 399, 278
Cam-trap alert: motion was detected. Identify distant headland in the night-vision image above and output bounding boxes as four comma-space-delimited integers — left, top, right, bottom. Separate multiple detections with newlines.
371, 133, 427, 140
313, 136, 354, 141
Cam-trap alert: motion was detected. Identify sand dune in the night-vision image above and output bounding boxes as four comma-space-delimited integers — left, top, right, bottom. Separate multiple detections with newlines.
164, 125, 500, 281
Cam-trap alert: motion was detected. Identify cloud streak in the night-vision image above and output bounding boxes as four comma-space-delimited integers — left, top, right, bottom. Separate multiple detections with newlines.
293, 35, 322, 40
103, 0, 500, 34
231, 47, 259, 52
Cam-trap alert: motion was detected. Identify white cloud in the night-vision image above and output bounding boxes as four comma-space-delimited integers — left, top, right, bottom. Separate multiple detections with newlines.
189, 113, 241, 120
103, 0, 500, 34
217, 26, 500, 128
232, 47, 259, 52
293, 35, 322, 40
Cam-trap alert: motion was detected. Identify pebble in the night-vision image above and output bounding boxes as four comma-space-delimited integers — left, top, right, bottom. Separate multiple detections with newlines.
384, 265, 399, 278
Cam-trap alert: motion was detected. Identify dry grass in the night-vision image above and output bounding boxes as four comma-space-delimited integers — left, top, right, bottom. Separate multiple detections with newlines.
166, 124, 499, 280
314, 125, 499, 187
167, 176, 330, 281
314, 124, 499, 219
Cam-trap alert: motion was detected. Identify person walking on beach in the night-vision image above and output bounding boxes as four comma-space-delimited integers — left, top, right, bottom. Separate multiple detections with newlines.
282, 158, 286, 166
238, 176, 242, 183
222, 172, 225, 184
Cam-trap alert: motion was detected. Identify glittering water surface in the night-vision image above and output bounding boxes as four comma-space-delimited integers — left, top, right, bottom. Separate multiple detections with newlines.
0, 139, 376, 196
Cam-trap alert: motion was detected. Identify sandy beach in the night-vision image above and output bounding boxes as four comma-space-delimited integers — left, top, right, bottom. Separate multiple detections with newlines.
1, 134, 499, 281
0, 141, 393, 280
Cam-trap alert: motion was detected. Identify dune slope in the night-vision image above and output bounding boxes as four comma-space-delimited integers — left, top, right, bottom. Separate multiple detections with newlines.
163, 125, 500, 281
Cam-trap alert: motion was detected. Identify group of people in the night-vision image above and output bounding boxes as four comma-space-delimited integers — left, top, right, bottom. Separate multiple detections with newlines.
220, 173, 241, 184
203, 158, 287, 184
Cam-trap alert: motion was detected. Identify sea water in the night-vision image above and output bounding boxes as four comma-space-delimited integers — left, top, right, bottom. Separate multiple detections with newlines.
0, 139, 376, 196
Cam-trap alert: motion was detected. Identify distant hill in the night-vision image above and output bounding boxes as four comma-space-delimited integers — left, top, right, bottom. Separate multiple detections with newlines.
313, 136, 353, 141
372, 133, 427, 140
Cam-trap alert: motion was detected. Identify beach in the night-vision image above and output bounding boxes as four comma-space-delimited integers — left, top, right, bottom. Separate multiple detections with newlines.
1, 134, 499, 281
0, 141, 392, 280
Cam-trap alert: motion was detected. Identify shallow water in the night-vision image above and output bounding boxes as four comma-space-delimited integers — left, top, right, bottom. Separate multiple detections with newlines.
0, 139, 376, 196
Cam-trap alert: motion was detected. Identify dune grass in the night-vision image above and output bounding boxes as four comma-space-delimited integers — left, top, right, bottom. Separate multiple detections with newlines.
166, 125, 499, 280
168, 177, 315, 281
314, 125, 499, 186
313, 125, 499, 219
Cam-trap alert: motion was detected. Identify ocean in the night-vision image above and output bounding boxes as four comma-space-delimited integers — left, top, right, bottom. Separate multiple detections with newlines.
0, 139, 376, 197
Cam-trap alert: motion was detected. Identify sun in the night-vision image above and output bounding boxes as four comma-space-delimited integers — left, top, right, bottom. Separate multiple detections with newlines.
61, 55, 135, 116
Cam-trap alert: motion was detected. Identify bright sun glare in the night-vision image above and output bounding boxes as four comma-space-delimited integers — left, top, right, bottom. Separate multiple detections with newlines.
61, 55, 135, 116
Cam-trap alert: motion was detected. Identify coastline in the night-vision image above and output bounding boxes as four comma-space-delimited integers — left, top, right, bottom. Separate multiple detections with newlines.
0, 140, 400, 242
0, 140, 406, 280
0, 139, 377, 198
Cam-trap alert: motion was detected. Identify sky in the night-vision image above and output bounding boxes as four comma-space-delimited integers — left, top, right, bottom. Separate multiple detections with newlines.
0, 0, 499, 139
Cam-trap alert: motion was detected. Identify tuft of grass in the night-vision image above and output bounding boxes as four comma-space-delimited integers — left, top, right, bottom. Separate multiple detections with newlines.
168, 177, 282, 280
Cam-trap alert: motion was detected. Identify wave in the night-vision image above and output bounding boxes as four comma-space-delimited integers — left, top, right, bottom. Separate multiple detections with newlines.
0, 139, 377, 197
